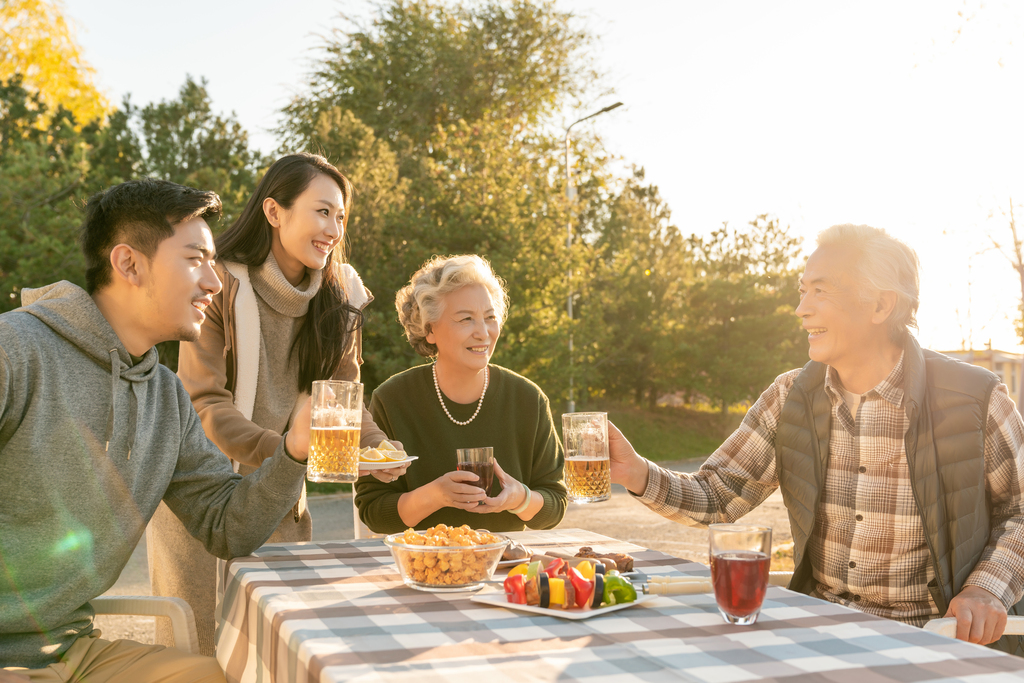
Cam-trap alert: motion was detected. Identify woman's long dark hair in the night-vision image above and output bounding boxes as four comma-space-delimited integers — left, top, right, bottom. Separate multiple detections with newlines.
216, 153, 362, 392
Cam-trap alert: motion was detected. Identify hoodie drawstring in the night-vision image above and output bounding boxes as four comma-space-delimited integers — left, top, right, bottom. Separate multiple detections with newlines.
106, 349, 117, 454
106, 349, 138, 460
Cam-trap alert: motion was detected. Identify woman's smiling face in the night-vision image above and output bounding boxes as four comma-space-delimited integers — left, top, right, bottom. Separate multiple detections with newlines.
267, 173, 345, 282
427, 284, 501, 373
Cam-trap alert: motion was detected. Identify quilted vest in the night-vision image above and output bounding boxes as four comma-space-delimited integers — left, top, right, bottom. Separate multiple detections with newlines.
775, 335, 1024, 655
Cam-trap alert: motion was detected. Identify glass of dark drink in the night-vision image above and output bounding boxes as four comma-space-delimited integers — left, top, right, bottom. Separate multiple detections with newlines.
456, 447, 494, 496
709, 524, 772, 625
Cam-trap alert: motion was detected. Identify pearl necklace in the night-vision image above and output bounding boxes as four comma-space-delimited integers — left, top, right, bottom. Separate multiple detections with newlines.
433, 363, 489, 426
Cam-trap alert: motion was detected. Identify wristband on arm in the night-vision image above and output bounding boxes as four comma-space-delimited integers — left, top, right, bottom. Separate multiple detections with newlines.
509, 484, 532, 515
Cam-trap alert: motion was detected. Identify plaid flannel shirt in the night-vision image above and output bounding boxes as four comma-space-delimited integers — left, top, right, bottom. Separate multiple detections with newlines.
636, 353, 1024, 625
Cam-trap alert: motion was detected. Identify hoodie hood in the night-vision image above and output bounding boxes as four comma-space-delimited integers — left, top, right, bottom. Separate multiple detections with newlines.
20, 281, 159, 457
20, 281, 159, 381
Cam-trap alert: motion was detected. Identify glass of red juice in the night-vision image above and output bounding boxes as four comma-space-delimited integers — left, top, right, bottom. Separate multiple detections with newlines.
709, 524, 772, 625
456, 447, 494, 498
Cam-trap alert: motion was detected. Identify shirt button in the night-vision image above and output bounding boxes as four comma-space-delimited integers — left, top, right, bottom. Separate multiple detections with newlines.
855, 514, 863, 521
858, 466, 866, 473
854, 595, 861, 602
849, 561, 856, 568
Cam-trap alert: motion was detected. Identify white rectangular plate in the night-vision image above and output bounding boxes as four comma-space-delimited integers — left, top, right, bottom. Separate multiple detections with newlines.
359, 456, 418, 470
470, 591, 657, 620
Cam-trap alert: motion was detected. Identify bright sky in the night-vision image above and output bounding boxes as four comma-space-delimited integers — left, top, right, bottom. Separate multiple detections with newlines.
64, 0, 1024, 353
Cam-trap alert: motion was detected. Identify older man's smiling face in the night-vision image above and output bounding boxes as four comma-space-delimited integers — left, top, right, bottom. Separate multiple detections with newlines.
795, 245, 881, 372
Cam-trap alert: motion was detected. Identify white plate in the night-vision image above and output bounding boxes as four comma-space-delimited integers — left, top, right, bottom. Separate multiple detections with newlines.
470, 592, 657, 620
359, 456, 418, 470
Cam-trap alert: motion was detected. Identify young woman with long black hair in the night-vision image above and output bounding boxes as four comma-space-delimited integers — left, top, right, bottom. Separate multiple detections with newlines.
146, 153, 407, 655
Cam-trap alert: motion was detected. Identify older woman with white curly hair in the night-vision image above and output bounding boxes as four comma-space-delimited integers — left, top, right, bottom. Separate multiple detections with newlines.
355, 254, 567, 533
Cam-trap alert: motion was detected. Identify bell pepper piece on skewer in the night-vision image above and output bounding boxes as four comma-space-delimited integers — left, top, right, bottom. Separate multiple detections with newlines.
568, 567, 594, 608
542, 558, 566, 578
603, 574, 638, 605
504, 574, 527, 604
549, 578, 566, 607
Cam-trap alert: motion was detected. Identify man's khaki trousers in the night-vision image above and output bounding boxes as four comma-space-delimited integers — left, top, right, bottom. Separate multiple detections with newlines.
2, 633, 225, 683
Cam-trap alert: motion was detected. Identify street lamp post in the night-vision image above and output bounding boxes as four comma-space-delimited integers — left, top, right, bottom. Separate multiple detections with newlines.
563, 101, 623, 413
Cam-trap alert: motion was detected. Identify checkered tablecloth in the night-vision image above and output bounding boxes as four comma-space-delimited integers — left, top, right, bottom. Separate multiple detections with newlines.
215, 529, 1024, 683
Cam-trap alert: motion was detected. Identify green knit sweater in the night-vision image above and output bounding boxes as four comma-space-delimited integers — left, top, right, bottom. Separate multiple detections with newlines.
356, 364, 567, 533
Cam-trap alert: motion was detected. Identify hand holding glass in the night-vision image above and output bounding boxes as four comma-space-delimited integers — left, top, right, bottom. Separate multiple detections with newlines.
561, 412, 611, 504
307, 380, 362, 483
709, 524, 772, 625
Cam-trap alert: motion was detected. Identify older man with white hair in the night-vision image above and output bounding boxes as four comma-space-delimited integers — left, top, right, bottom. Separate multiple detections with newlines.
610, 224, 1024, 653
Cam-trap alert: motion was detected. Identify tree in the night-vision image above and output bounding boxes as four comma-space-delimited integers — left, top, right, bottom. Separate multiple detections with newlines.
0, 0, 109, 125
0, 77, 103, 311
280, 0, 604, 402
137, 76, 263, 227
0, 74, 261, 372
680, 217, 807, 415
576, 169, 691, 408
281, 0, 596, 154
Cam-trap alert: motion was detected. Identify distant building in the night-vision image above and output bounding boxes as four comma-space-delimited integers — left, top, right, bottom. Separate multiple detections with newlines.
940, 347, 1022, 395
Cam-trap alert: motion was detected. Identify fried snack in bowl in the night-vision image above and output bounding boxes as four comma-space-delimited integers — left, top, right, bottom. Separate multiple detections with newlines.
384, 524, 509, 592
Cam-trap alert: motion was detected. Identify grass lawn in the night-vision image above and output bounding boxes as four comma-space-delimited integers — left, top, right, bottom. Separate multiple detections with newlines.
599, 403, 729, 462
307, 403, 731, 496
307, 482, 352, 496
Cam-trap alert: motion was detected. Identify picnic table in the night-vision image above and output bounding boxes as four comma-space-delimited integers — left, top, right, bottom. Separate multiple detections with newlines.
215, 528, 1024, 682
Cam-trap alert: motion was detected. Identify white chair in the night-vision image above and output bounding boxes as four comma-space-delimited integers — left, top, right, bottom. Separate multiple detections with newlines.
769, 571, 792, 586
90, 595, 199, 654
353, 494, 383, 540
924, 616, 1024, 638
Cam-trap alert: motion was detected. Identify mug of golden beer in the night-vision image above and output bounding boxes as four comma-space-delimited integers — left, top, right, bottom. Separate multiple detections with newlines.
308, 380, 363, 483
561, 412, 611, 504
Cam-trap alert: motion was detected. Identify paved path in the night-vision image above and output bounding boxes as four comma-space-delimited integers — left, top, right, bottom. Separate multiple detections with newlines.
96, 458, 792, 643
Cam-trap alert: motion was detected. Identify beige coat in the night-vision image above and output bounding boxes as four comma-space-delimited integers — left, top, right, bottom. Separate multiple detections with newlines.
147, 261, 386, 655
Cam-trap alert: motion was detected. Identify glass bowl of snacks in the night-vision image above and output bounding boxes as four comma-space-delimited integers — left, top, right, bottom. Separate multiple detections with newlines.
384, 524, 509, 592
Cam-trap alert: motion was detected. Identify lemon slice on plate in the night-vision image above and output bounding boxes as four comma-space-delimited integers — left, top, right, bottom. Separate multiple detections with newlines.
375, 440, 407, 461
360, 448, 386, 462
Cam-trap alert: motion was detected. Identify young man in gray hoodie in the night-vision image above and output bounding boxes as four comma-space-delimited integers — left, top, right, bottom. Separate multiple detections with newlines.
0, 179, 311, 682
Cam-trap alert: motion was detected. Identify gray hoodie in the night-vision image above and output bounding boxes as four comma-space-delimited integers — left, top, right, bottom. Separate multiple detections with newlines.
0, 281, 306, 668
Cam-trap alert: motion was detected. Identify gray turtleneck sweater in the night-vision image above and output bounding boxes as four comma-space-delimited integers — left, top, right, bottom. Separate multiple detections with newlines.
249, 252, 322, 438
0, 281, 307, 668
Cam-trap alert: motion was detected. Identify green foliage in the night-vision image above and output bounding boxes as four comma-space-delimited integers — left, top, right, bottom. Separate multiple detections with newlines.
280, 0, 808, 415
281, 0, 598, 402
577, 169, 692, 408
0, 77, 96, 311
679, 216, 807, 412
602, 403, 723, 462
0, 74, 261, 374
281, 0, 595, 153
137, 76, 263, 227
